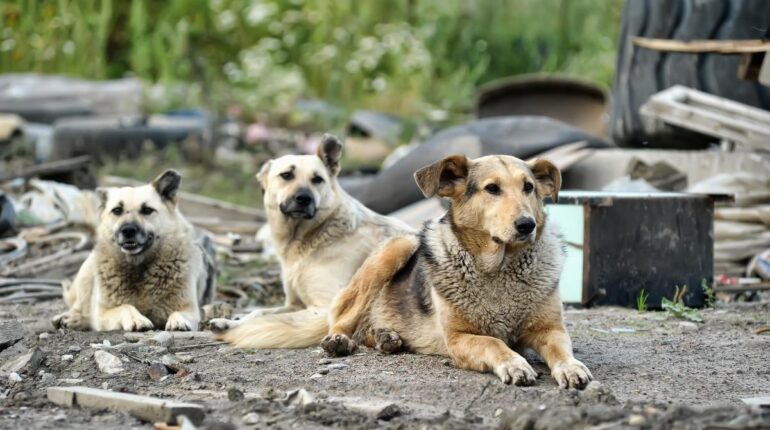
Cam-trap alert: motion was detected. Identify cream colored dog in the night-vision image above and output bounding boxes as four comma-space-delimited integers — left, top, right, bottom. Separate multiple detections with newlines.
211, 134, 412, 348
52, 170, 214, 331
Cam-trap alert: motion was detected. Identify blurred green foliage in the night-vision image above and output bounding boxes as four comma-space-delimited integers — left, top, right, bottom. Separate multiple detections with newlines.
0, 0, 622, 118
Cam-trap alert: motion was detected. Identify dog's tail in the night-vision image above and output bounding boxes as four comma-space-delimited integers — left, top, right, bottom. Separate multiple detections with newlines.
214, 308, 329, 349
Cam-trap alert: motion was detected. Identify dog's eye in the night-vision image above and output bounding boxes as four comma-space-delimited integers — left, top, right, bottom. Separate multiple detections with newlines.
523, 182, 534, 194
311, 176, 324, 185
280, 172, 294, 181
484, 183, 501, 195
140, 206, 155, 216
111, 207, 123, 216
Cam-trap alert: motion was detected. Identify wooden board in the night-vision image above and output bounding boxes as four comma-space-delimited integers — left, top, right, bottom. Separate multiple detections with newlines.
633, 37, 770, 54
47, 386, 204, 425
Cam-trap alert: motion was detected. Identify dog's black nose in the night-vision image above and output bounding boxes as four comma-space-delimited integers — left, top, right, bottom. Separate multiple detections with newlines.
294, 192, 313, 206
515, 217, 536, 235
120, 224, 139, 239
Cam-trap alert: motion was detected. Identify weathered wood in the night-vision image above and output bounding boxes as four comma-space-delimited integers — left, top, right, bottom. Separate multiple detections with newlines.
640, 85, 770, 150
0, 155, 96, 189
633, 37, 770, 54
47, 386, 205, 425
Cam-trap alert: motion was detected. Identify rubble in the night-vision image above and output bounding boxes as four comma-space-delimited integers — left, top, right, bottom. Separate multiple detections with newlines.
149, 332, 175, 348
93, 350, 124, 375
1, 347, 45, 376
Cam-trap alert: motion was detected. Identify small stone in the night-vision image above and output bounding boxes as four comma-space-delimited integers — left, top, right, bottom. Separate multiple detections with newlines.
8, 372, 22, 383
327, 362, 349, 371
628, 414, 646, 426
13, 391, 28, 401
148, 331, 174, 348
495, 408, 503, 417
318, 358, 332, 365
376, 404, 402, 421
123, 332, 145, 343
242, 412, 260, 425
53, 413, 67, 422
94, 350, 124, 375
1, 347, 45, 376
68, 345, 81, 353
228, 388, 245, 401
39, 333, 50, 340
147, 362, 170, 381
175, 368, 189, 378
40, 373, 55, 383
284, 388, 314, 406
678, 321, 699, 332
61, 354, 74, 362
318, 368, 329, 375
161, 354, 183, 371
58, 378, 83, 384
176, 353, 194, 364
309, 373, 324, 380
103, 340, 111, 347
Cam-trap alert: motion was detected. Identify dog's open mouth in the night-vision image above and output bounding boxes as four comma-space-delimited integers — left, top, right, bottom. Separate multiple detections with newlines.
118, 237, 153, 255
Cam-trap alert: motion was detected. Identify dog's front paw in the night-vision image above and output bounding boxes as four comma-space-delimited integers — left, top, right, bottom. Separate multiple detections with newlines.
165, 312, 196, 331
494, 356, 537, 386
52, 311, 88, 330
321, 333, 356, 357
122, 311, 154, 332
374, 328, 402, 354
551, 358, 592, 389
207, 318, 240, 333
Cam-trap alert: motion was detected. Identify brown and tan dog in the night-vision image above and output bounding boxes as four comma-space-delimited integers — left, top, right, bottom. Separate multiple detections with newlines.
321, 154, 593, 388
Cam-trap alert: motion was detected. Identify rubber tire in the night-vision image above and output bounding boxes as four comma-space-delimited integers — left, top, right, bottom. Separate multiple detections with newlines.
610, 0, 770, 148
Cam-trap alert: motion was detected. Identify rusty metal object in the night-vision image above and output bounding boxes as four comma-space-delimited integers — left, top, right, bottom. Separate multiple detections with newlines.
475, 74, 608, 138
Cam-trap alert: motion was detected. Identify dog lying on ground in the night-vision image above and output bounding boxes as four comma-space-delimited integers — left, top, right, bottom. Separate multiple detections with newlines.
52, 169, 215, 331
211, 134, 412, 348
321, 154, 593, 389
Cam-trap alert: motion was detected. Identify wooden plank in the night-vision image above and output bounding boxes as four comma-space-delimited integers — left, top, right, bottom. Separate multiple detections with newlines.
760, 50, 770, 87
47, 386, 205, 425
0, 155, 94, 183
640, 85, 770, 150
633, 37, 770, 54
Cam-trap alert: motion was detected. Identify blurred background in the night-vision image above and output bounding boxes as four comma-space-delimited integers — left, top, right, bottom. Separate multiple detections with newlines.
0, 0, 622, 205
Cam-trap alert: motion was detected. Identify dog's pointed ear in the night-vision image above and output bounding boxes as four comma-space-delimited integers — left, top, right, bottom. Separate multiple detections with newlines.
527, 158, 561, 203
152, 169, 182, 204
256, 160, 272, 187
414, 155, 469, 198
95, 187, 109, 210
317, 134, 343, 175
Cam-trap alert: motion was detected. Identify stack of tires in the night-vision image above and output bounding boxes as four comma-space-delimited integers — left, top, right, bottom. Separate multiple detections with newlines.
610, 0, 770, 148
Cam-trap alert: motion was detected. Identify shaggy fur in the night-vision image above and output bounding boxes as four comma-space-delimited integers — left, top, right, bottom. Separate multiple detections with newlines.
52, 170, 213, 332
211, 134, 412, 348
322, 154, 593, 389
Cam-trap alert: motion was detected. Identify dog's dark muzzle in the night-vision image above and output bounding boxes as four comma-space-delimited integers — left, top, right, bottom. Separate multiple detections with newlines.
116, 222, 154, 255
280, 190, 316, 219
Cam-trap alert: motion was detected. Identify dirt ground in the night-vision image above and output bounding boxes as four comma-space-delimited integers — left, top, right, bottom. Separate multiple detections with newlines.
1, 299, 769, 429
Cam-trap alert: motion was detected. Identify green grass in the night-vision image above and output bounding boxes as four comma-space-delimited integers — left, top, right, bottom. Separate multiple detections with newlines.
0, 0, 623, 120
636, 289, 649, 312
661, 285, 703, 323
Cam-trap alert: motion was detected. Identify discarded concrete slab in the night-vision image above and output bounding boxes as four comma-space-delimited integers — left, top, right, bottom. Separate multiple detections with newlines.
47, 386, 205, 425
741, 397, 770, 408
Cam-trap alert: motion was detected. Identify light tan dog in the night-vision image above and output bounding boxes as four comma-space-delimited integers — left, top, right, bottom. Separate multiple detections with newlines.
321, 154, 593, 389
52, 170, 214, 331
211, 135, 412, 348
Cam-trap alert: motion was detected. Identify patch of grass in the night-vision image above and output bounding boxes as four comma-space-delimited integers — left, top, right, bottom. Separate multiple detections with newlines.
636, 289, 649, 312
0, 1, 623, 119
701, 278, 715, 309
661, 285, 703, 323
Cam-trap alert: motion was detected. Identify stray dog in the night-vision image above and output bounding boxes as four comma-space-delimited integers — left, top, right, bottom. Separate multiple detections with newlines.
52, 170, 214, 331
211, 135, 412, 348
321, 154, 593, 388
